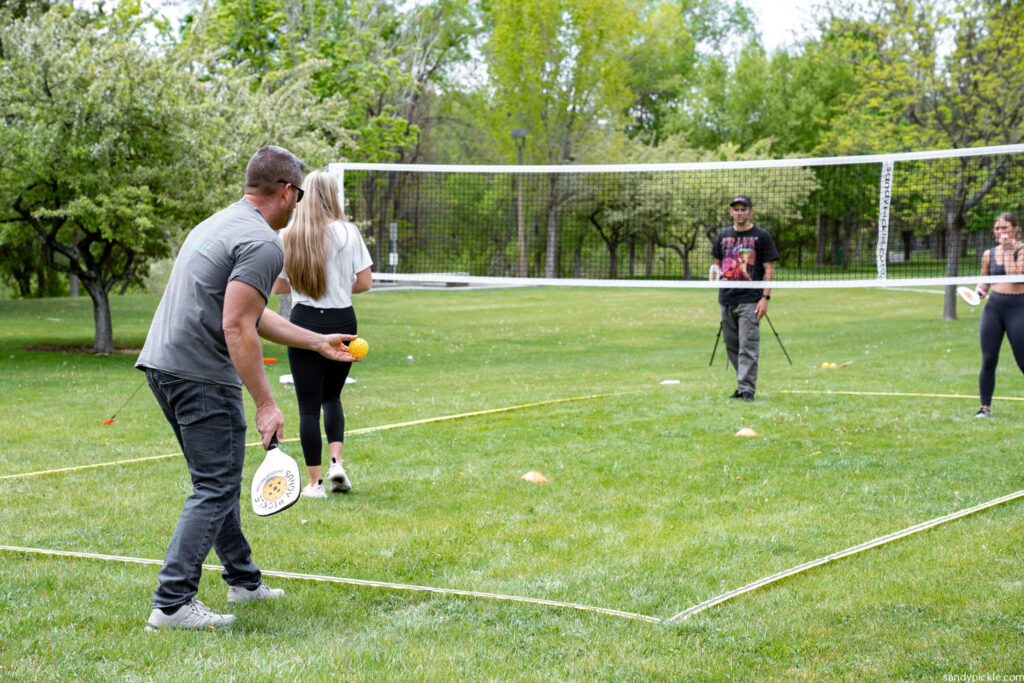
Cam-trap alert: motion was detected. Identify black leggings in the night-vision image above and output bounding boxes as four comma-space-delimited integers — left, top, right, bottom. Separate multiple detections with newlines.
288, 304, 357, 467
978, 291, 1024, 407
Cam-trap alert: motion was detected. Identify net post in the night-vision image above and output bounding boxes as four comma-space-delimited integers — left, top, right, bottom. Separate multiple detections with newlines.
328, 162, 346, 217
876, 160, 894, 281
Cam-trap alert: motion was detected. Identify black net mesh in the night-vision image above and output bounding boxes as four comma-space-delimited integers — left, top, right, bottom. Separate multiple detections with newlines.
337, 148, 1024, 285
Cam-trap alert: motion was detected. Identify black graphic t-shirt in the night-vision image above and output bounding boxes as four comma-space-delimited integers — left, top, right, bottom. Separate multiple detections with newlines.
710, 225, 779, 305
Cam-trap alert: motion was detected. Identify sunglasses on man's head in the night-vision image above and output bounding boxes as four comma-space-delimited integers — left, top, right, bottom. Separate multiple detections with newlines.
278, 179, 304, 203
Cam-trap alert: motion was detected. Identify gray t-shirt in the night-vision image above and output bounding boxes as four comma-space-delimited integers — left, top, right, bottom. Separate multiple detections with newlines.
136, 200, 284, 387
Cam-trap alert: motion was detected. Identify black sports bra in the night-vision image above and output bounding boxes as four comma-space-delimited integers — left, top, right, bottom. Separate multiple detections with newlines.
988, 246, 1023, 276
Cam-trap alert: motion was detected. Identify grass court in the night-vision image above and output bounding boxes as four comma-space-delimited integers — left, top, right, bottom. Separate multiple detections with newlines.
1, 285, 1021, 680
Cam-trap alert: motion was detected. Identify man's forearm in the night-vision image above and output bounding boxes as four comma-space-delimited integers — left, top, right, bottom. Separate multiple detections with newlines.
257, 308, 325, 350
763, 262, 775, 296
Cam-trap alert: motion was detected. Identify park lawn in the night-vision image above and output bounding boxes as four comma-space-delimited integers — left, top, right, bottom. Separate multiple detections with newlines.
0, 285, 1021, 681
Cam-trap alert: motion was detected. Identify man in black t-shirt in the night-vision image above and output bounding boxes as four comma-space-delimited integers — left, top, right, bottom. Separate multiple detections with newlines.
710, 194, 779, 402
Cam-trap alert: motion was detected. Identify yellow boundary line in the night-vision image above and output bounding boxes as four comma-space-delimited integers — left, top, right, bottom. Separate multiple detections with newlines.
665, 489, 1024, 624
0, 392, 629, 481
781, 389, 1024, 402
0, 545, 661, 624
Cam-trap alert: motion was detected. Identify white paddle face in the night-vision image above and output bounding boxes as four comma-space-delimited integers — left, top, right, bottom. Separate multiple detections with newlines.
251, 441, 301, 517
957, 286, 981, 306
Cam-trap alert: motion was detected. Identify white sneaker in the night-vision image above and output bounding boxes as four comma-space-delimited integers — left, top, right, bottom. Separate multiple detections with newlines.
145, 599, 236, 631
302, 482, 327, 498
327, 461, 351, 493
227, 580, 284, 604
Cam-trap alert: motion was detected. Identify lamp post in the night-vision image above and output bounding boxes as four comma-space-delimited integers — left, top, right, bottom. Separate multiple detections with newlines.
511, 128, 529, 277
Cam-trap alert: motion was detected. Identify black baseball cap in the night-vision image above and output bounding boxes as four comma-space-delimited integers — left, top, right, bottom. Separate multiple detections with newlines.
729, 194, 753, 208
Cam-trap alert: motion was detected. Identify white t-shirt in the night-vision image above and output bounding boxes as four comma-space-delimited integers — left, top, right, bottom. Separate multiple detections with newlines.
283, 220, 373, 309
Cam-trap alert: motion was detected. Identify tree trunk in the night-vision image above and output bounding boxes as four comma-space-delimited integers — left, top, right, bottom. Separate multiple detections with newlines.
815, 212, 826, 267
84, 279, 114, 354
628, 236, 636, 277
544, 175, 559, 279
830, 219, 840, 266
942, 202, 965, 321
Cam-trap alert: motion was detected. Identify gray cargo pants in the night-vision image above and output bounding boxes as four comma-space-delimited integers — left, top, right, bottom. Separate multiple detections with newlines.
720, 302, 761, 396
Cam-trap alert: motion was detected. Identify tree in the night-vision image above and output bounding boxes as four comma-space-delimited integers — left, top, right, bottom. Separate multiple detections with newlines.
0, 6, 217, 352
481, 0, 638, 277
623, 0, 755, 147
0, 221, 65, 298
0, 4, 355, 352
817, 0, 1024, 319
672, 34, 859, 157
643, 137, 818, 278
183, 0, 476, 164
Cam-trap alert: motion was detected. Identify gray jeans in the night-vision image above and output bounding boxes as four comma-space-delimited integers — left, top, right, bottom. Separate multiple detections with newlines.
720, 302, 761, 395
145, 368, 262, 609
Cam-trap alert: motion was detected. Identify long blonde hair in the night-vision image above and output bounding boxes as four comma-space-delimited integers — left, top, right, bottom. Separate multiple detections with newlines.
282, 170, 346, 300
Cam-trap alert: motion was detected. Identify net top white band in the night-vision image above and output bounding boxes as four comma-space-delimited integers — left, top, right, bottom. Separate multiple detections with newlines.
331, 143, 1024, 175
371, 273, 1024, 289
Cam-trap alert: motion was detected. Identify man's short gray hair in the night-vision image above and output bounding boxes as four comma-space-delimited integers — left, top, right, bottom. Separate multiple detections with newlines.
245, 146, 305, 196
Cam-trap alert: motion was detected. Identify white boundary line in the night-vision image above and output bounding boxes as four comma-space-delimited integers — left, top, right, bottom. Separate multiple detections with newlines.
5, 488, 1022, 627
665, 489, 1024, 624
0, 545, 661, 624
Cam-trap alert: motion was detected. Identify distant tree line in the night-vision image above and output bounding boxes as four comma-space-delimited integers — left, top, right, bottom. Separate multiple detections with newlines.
3, 0, 1024, 351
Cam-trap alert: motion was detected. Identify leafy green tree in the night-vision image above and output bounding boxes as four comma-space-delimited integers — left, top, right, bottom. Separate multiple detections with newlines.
0, 222, 65, 297
0, 6, 215, 351
639, 137, 818, 277
184, 0, 475, 164
481, 0, 639, 277
674, 36, 859, 156
182, 0, 476, 271
818, 0, 1024, 319
624, 0, 755, 146
0, 4, 354, 352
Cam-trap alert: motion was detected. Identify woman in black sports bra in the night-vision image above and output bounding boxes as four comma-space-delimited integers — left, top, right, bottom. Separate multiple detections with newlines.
973, 212, 1024, 417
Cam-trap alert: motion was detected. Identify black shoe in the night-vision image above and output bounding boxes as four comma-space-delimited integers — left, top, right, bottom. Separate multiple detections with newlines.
741, 392, 755, 403
729, 390, 742, 399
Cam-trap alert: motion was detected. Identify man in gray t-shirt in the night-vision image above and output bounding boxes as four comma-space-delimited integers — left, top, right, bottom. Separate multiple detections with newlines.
137, 146, 362, 632
137, 199, 284, 386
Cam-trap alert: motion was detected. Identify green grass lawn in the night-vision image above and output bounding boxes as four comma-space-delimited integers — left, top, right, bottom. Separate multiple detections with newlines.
1, 286, 1022, 680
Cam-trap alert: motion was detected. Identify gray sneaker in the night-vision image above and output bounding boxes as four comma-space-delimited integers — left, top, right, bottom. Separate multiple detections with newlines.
227, 581, 284, 604
327, 461, 352, 493
145, 599, 236, 631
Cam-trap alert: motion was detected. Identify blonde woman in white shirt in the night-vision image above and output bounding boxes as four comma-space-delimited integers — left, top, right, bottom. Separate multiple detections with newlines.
273, 170, 373, 497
